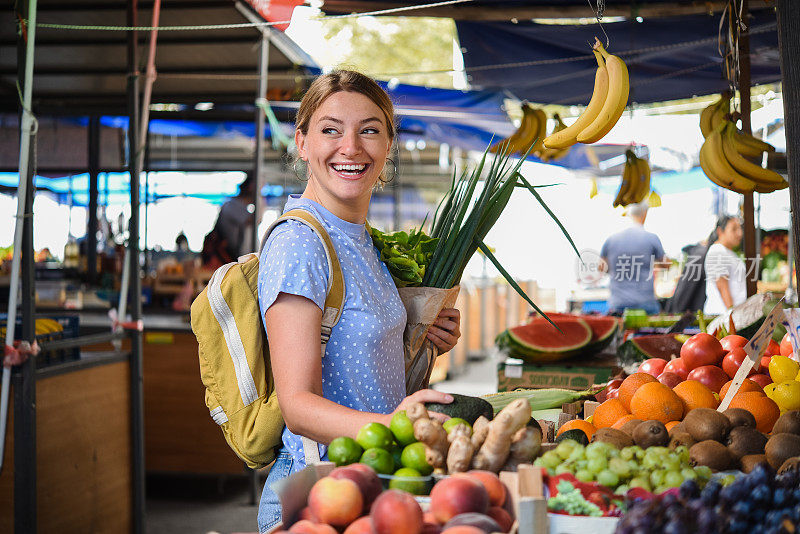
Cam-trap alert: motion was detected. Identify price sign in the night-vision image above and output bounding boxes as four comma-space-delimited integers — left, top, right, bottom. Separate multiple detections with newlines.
781, 308, 800, 363
718, 299, 785, 412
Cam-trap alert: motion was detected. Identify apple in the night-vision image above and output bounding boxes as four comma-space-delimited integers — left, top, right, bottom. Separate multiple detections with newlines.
638, 358, 668, 378
749, 373, 773, 388
663, 358, 689, 380
686, 365, 729, 393
680, 333, 725, 370
722, 348, 759, 378
657, 372, 683, 389
720, 335, 748, 352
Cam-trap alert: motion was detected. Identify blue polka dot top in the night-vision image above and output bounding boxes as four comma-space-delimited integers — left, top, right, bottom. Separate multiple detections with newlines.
257, 194, 407, 472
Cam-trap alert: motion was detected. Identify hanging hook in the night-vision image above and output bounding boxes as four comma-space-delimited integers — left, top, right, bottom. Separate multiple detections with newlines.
586, 0, 610, 48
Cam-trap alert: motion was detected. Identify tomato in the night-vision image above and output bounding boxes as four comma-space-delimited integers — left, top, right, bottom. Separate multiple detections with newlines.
657, 371, 683, 389
720, 335, 748, 353
686, 365, 730, 393
761, 355, 772, 371
680, 333, 725, 370
663, 357, 689, 380
596, 378, 623, 403
764, 339, 781, 357
749, 373, 773, 389
638, 358, 668, 378
722, 348, 758, 379
780, 333, 794, 358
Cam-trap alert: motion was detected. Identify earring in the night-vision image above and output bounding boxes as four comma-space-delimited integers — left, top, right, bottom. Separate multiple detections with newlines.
293, 159, 308, 182
381, 157, 397, 184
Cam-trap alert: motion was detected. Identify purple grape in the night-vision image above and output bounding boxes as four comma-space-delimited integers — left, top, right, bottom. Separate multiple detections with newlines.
700, 481, 721, 505
749, 463, 773, 487
774, 488, 789, 508
679, 479, 700, 500
663, 519, 689, 534
731, 501, 753, 518
752, 484, 771, 505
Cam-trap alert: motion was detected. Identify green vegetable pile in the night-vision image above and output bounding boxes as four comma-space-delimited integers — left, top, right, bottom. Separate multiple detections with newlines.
370, 226, 438, 287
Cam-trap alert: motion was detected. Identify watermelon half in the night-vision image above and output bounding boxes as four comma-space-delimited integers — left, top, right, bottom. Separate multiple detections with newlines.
582, 315, 622, 355
505, 316, 593, 363
616, 334, 684, 367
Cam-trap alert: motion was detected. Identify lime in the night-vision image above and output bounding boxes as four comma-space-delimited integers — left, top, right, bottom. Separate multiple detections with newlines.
442, 417, 471, 434
360, 447, 395, 475
389, 467, 427, 495
400, 442, 433, 475
328, 436, 363, 466
769, 355, 800, 383
390, 411, 417, 446
389, 441, 403, 470
356, 422, 395, 451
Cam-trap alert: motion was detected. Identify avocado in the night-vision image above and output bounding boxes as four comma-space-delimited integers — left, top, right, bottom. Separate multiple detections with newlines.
556, 428, 589, 446
425, 394, 493, 425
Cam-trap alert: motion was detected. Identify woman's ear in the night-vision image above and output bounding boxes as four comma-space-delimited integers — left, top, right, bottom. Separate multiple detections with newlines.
295, 129, 306, 160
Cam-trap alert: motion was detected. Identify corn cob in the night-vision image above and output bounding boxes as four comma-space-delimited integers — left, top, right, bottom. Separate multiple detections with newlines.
481, 389, 595, 415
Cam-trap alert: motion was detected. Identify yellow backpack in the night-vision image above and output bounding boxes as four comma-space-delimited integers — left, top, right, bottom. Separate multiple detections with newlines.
191, 209, 345, 469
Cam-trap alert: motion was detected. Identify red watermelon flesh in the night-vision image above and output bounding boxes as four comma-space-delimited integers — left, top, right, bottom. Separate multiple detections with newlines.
507, 317, 593, 363
531, 314, 620, 344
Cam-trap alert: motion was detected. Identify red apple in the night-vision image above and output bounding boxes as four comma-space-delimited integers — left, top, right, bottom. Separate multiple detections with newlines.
720, 335, 748, 352
680, 333, 725, 370
663, 358, 689, 380
596, 378, 623, 403
686, 365, 730, 393
657, 372, 683, 388
638, 358, 668, 378
722, 348, 760, 378
749, 373, 773, 388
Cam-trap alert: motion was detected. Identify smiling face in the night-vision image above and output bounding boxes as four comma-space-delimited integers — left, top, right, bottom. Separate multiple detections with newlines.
296, 90, 392, 223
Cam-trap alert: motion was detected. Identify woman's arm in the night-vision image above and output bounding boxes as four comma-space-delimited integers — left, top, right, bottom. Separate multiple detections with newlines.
266, 293, 452, 444
715, 277, 734, 309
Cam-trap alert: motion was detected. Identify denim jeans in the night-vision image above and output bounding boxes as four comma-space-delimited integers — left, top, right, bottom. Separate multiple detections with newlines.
257, 449, 294, 534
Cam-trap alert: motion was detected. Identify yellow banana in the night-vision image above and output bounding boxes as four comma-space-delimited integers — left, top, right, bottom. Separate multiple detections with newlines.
647, 190, 661, 208
707, 97, 730, 136
511, 105, 542, 155
623, 152, 642, 205
543, 50, 608, 149
634, 157, 651, 203
733, 128, 775, 157
699, 93, 729, 138
613, 163, 632, 207
577, 40, 629, 144
540, 114, 571, 161
491, 105, 535, 154
531, 108, 548, 156
699, 124, 756, 193
721, 122, 784, 186
589, 177, 598, 198
754, 180, 789, 194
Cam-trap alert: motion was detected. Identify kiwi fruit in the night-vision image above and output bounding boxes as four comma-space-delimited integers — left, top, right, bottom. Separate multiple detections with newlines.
683, 408, 732, 443
740, 454, 769, 473
669, 431, 697, 450
723, 408, 757, 429
777, 456, 800, 475
632, 420, 669, 448
765, 433, 800, 469
591, 427, 634, 449
619, 418, 644, 437
726, 426, 768, 459
689, 440, 734, 472
771, 410, 800, 436
668, 421, 686, 438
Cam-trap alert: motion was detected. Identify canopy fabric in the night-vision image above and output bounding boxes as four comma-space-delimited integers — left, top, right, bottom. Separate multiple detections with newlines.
456, 8, 780, 105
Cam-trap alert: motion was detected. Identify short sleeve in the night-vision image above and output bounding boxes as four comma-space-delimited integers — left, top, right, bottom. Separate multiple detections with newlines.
704, 244, 731, 282
600, 238, 610, 259
257, 221, 330, 319
652, 235, 665, 260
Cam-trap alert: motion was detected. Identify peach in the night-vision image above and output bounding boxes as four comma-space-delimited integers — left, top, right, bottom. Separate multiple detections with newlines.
371, 489, 424, 534
441, 527, 484, 534
430, 476, 489, 524
459, 471, 507, 507
308, 476, 363, 527
290, 520, 337, 534
422, 512, 439, 526
298, 506, 318, 522
443, 513, 501, 533
487, 507, 513, 533
330, 465, 383, 512
344, 516, 376, 534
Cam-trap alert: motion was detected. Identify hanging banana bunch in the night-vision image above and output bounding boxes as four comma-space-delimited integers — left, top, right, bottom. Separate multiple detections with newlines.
543, 38, 629, 150
698, 94, 786, 194
612, 150, 651, 208
491, 104, 547, 157
540, 114, 572, 162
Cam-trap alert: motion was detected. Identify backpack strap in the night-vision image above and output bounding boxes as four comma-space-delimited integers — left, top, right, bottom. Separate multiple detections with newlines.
259, 208, 346, 466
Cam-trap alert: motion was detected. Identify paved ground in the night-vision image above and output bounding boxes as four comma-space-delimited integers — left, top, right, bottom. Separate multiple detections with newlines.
145, 355, 498, 534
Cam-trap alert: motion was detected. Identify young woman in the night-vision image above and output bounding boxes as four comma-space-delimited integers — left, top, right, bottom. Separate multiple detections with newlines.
256, 70, 461, 532
703, 215, 746, 315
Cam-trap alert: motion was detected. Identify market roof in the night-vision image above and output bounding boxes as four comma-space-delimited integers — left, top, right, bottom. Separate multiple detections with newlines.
0, 0, 317, 115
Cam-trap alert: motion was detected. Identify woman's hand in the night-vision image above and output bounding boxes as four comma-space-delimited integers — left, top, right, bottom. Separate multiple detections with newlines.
426, 307, 461, 354
393, 389, 453, 423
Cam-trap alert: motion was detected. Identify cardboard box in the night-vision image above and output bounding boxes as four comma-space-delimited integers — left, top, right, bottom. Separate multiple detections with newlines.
498, 353, 621, 391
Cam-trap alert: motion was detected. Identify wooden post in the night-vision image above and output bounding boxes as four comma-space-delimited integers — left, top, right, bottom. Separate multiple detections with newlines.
776, 0, 800, 293
737, 0, 758, 297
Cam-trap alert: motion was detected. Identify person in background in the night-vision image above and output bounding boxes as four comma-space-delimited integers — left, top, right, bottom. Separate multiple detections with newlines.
217, 171, 257, 259
664, 239, 708, 313
703, 215, 746, 315
600, 202, 668, 315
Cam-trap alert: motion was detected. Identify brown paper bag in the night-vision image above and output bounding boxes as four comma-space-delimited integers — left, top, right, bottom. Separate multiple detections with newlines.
398, 285, 460, 394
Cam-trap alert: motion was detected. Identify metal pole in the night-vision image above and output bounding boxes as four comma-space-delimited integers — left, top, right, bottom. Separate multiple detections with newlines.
254, 33, 269, 251
88, 116, 100, 283
127, 1, 146, 532
776, 0, 800, 295
0, 0, 37, 477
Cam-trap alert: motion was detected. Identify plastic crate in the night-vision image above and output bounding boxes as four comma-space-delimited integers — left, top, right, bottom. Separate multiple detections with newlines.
0, 313, 80, 368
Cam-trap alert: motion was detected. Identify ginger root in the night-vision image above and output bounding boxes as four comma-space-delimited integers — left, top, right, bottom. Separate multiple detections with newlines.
502, 426, 542, 472
406, 402, 429, 423
472, 398, 531, 472
471, 416, 490, 449
414, 417, 449, 471
447, 435, 475, 473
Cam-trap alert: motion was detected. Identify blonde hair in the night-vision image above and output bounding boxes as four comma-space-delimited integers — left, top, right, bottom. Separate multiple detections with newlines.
295, 70, 396, 140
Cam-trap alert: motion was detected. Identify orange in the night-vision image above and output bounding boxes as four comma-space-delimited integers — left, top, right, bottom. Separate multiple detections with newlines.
592, 398, 630, 429
727, 391, 781, 434
618, 373, 658, 411
665, 420, 681, 433
719, 378, 764, 400
557, 419, 597, 441
612, 414, 638, 430
630, 382, 684, 424
673, 380, 719, 412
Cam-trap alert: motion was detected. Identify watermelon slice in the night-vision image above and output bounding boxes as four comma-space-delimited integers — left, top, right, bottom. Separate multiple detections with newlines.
582, 316, 622, 355
616, 334, 684, 366
504, 316, 593, 363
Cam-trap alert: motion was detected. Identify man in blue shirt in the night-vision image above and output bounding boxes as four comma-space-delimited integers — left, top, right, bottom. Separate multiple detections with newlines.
600, 202, 667, 315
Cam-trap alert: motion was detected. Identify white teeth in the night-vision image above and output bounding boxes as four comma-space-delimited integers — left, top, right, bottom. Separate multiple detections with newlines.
332, 163, 367, 172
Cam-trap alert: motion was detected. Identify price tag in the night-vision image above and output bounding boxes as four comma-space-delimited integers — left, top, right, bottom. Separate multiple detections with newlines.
505, 364, 523, 379
718, 299, 785, 412
781, 309, 800, 363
